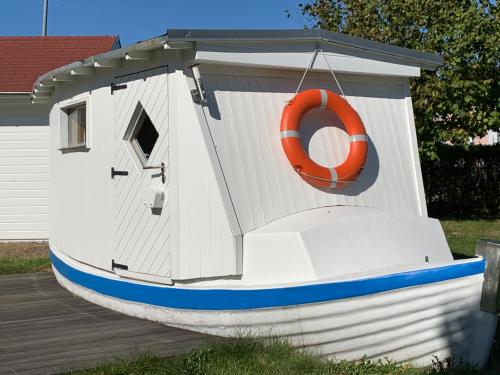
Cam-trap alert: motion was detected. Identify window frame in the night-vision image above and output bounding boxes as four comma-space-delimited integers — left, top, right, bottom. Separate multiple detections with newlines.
59, 97, 91, 152
123, 102, 159, 170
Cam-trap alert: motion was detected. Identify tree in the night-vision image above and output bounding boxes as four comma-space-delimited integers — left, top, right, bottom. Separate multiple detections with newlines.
296, 0, 499, 159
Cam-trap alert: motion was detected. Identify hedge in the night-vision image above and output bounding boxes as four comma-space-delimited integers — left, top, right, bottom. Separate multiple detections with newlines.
421, 144, 500, 219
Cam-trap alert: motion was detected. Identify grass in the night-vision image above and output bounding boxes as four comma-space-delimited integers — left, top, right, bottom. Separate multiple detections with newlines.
0, 241, 50, 275
63, 339, 494, 375
441, 219, 500, 258
0, 256, 51, 274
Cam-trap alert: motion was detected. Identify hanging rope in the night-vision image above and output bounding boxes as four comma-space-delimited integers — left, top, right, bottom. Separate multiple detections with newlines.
294, 48, 319, 96
319, 48, 346, 97
292, 46, 346, 100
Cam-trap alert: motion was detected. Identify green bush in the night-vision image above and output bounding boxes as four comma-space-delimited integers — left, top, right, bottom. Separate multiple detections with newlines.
422, 144, 500, 219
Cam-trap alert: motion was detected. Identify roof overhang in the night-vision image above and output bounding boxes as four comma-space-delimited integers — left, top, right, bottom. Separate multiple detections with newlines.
167, 29, 443, 69
31, 29, 443, 102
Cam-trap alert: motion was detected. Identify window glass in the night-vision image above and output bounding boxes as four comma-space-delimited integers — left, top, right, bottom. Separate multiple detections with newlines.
66, 104, 86, 148
129, 109, 159, 164
134, 114, 158, 159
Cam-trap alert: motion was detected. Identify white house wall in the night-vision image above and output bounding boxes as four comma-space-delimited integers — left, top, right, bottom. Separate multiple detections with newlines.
49, 77, 114, 269
0, 102, 50, 240
201, 66, 425, 234
49, 49, 240, 279
170, 69, 241, 279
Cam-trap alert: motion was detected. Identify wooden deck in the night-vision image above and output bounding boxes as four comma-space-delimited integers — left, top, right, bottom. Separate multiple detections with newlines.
0, 272, 210, 375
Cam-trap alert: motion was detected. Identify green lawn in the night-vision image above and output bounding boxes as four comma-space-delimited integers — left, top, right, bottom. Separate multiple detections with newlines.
63, 339, 493, 375
0, 256, 51, 275
0, 241, 50, 275
441, 219, 500, 258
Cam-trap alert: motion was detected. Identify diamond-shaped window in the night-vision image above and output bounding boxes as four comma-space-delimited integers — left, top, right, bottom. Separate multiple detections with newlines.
124, 102, 159, 166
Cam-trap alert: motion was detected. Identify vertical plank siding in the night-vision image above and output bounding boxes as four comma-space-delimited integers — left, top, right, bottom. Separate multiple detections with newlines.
203, 71, 422, 234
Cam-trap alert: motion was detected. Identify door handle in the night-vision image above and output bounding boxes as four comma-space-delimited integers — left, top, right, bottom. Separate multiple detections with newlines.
111, 167, 128, 179
143, 162, 165, 184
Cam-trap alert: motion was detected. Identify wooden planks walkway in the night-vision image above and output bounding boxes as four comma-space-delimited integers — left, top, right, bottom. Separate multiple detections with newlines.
0, 272, 210, 375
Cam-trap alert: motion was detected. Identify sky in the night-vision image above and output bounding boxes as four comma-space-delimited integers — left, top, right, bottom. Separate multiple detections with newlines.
0, 0, 308, 47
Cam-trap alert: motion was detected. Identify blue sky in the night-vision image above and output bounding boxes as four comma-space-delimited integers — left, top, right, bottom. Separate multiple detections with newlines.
0, 0, 307, 47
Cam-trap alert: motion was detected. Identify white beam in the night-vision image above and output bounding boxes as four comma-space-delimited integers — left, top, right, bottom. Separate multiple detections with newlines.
70, 67, 95, 76
39, 80, 59, 87
94, 59, 121, 68
53, 74, 75, 82
34, 85, 53, 93
163, 41, 195, 50
125, 50, 152, 60
32, 91, 52, 98
31, 96, 50, 104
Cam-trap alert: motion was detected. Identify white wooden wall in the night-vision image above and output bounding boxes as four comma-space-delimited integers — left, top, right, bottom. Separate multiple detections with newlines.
0, 103, 50, 240
49, 50, 240, 280
49, 74, 115, 269
202, 66, 426, 234
169, 70, 240, 279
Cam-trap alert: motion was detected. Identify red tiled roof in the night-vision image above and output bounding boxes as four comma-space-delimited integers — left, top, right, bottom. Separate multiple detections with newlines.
0, 36, 119, 92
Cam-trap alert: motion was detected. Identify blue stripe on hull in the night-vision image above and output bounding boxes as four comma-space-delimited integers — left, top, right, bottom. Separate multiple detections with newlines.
50, 250, 485, 311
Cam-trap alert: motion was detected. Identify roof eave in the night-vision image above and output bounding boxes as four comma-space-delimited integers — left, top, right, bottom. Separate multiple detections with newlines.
165, 29, 443, 70
32, 29, 443, 95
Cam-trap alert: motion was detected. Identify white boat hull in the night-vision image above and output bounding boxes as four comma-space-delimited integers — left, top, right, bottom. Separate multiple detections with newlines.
51, 248, 497, 368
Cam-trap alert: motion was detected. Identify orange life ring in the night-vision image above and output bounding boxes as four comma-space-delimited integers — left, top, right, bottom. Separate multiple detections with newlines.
280, 89, 368, 188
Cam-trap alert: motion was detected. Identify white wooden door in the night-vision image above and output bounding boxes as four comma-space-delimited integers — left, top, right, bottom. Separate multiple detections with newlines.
111, 66, 171, 280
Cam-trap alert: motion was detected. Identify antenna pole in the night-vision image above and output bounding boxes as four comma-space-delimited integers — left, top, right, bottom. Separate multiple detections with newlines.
42, 0, 48, 36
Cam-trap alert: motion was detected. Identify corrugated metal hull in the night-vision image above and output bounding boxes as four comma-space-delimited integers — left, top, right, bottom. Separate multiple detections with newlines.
53, 259, 496, 368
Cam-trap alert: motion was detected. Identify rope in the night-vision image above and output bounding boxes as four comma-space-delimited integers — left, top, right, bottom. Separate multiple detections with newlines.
319, 48, 346, 97
292, 47, 347, 99
294, 48, 319, 96
295, 168, 355, 184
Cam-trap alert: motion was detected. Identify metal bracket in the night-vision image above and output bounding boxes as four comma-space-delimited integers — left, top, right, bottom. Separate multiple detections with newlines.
111, 83, 127, 94
143, 162, 165, 184
111, 259, 128, 271
111, 167, 128, 179
191, 89, 203, 105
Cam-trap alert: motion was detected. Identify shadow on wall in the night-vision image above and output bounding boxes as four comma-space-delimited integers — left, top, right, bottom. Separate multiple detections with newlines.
299, 107, 380, 196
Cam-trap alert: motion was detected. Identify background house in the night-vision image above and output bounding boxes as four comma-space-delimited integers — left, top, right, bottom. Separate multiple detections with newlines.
472, 129, 499, 145
0, 36, 119, 240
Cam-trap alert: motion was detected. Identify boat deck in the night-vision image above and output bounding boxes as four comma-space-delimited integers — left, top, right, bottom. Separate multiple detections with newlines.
0, 272, 210, 375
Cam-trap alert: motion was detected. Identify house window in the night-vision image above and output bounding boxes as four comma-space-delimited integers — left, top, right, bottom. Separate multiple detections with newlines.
60, 101, 88, 151
66, 104, 86, 148
124, 102, 159, 166
132, 112, 158, 162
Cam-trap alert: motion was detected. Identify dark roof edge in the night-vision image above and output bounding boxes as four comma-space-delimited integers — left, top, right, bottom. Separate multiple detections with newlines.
166, 29, 443, 68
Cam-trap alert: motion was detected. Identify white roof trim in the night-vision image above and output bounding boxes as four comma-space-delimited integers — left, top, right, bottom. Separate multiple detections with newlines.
31, 29, 443, 99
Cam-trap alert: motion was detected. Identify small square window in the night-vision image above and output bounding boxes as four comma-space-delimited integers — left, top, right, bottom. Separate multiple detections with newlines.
124, 102, 159, 166
61, 103, 87, 149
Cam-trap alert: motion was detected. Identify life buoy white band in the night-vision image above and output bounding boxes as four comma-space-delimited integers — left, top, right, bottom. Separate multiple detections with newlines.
349, 134, 368, 143
319, 89, 328, 109
329, 167, 338, 188
280, 130, 300, 138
